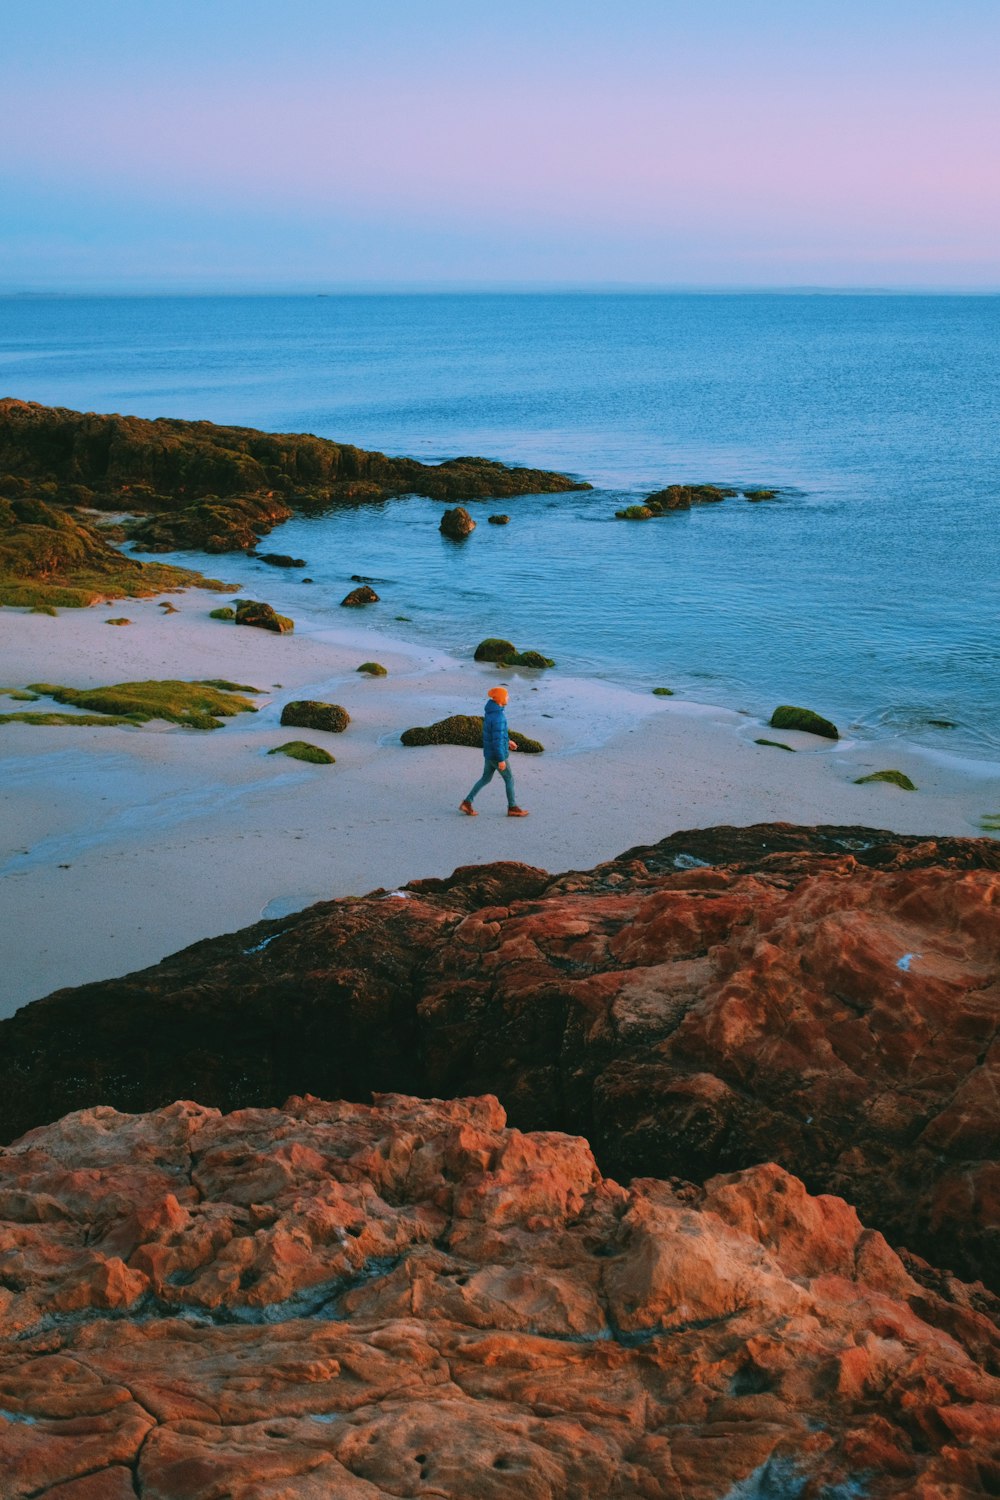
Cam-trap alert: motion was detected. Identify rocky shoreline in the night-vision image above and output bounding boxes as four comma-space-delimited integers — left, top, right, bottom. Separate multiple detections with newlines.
3, 823, 997, 1296
0, 397, 589, 564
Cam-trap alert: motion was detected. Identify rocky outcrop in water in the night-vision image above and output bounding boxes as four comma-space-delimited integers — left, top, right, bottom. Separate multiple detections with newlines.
2, 825, 997, 1291
439, 505, 476, 539
0, 1092, 996, 1498
0, 399, 589, 554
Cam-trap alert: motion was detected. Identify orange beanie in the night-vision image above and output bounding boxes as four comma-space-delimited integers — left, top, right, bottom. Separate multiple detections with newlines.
487, 686, 508, 704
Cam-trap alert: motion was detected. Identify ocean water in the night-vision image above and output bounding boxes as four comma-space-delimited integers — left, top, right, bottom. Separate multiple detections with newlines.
2, 293, 999, 758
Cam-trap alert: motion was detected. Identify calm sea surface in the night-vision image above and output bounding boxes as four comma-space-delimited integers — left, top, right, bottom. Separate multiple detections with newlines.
2, 293, 998, 758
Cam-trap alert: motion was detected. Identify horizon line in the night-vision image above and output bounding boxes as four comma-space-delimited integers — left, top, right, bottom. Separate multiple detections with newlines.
3, 281, 1000, 299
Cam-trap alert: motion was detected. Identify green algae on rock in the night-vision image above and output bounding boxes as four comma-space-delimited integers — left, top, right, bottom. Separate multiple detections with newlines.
27, 679, 260, 730
474, 637, 517, 663
1, 689, 39, 701
770, 704, 840, 740
341, 585, 379, 607
652, 687, 674, 696
268, 740, 335, 765
356, 662, 387, 676
105, 616, 131, 626
755, 737, 796, 751
210, 606, 236, 620
855, 770, 917, 791
615, 505, 654, 520
0, 710, 142, 727
473, 638, 554, 669
401, 714, 544, 753
0, 495, 233, 609
234, 599, 293, 634
503, 649, 555, 669
280, 700, 350, 734
743, 488, 778, 501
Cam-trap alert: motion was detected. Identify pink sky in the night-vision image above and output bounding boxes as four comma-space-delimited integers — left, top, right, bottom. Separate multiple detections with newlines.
3, 0, 999, 289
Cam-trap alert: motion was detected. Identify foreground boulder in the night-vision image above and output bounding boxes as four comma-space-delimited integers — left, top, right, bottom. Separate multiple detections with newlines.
280, 700, 350, 733
1, 825, 997, 1288
0, 1093, 995, 1497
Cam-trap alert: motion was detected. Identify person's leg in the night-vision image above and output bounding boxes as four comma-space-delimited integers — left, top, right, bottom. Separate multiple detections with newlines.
499, 762, 517, 808
463, 759, 497, 805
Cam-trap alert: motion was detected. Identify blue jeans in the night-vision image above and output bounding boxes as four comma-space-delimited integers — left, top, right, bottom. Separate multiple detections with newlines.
466, 757, 516, 808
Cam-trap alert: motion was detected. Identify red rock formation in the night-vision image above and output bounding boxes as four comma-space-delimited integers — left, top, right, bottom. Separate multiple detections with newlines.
2, 825, 997, 1289
0, 1094, 997, 1497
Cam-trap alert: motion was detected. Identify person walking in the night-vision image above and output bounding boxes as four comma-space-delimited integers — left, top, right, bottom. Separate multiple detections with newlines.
459, 686, 529, 817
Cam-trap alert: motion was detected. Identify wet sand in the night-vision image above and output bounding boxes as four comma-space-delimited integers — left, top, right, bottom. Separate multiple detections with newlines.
1, 591, 996, 1016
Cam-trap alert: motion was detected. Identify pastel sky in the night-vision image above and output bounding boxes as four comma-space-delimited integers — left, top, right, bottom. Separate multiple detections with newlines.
2, 0, 999, 290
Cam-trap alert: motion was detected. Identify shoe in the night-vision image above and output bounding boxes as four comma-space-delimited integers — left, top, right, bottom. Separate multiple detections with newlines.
459, 800, 477, 816
507, 806, 529, 817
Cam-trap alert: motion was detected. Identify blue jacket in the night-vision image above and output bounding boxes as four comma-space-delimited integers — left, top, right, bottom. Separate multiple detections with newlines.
482, 698, 509, 762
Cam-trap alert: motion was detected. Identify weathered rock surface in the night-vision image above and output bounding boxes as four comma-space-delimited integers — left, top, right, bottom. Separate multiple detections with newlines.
0, 399, 588, 553
0, 1093, 996, 1497
439, 505, 476, 539
2, 826, 998, 1290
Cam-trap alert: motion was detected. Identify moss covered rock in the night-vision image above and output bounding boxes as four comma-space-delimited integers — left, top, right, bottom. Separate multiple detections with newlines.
0, 495, 232, 609
234, 599, 293, 634
105, 617, 131, 626
615, 505, 653, 520
755, 737, 795, 752
474, 638, 517, 663
268, 740, 335, 765
280, 700, 350, 734
356, 662, 387, 677
0, 710, 141, 727
0, 398, 589, 555
854, 770, 917, 791
401, 715, 544, 753
341, 586, 379, 607
503, 649, 555, 669
27, 679, 260, 730
770, 705, 839, 740
488, 514, 510, 525
652, 687, 674, 697
743, 488, 778, 501
210, 606, 236, 620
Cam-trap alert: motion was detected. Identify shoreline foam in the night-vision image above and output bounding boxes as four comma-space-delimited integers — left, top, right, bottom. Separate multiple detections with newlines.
1, 589, 997, 1017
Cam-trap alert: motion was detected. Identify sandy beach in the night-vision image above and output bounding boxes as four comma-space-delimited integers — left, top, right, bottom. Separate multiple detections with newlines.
1, 589, 996, 1017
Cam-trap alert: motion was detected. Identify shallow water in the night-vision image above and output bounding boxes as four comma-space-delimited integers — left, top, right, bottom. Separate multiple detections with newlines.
2, 292, 998, 757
